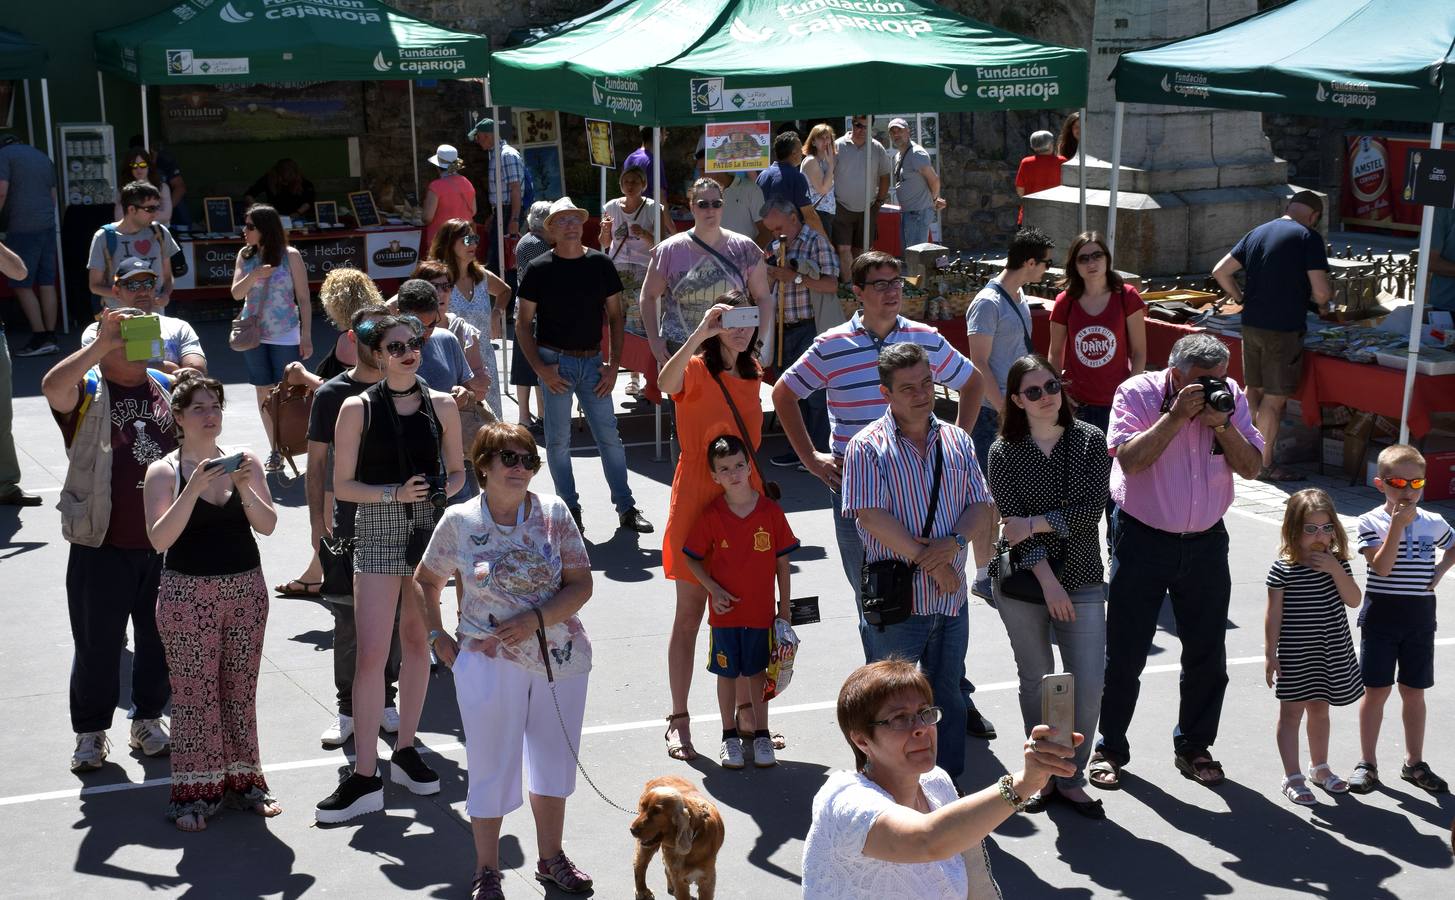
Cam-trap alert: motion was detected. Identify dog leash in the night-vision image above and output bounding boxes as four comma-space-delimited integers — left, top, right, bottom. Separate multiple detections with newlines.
533, 609, 637, 816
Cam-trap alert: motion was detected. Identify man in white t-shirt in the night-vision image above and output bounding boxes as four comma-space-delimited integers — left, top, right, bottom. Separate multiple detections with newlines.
81, 257, 206, 374
86, 181, 180, 311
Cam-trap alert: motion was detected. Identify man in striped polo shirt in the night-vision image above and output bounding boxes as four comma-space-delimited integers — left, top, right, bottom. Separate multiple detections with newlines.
772, 251, 997, 739
840, 342, 994, 781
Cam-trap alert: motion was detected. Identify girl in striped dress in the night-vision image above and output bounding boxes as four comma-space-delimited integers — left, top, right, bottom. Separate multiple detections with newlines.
1264, 488, 1364, 806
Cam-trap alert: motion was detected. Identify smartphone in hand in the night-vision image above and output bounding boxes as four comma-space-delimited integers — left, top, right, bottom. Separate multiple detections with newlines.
1040, 673, 1075, 752
721, 306, 760, 329
205, 451, 246, 474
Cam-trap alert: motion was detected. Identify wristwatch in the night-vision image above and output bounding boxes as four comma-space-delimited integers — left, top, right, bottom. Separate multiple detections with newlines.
427, 629, 446, 651
381, 484, 396, 504
793, 273, 804, 285
952, 532, 967, 549
1212, 422, 1230, 434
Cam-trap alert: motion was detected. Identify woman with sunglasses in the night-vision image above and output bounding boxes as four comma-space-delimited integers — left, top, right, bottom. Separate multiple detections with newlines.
416, 422, 595, 898
231, 204, 313, 471
426, 219, 509, 420
316, 314, 464, 824
641, 177, 771, 366
113, 148, 173, 223
802, 659, 1077, 899
1047, 231, 1146, 435
985, 354, 1111, 821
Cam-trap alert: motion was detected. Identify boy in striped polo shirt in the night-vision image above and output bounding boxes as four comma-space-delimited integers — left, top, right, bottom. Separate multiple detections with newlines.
1350, 444, 1455, 794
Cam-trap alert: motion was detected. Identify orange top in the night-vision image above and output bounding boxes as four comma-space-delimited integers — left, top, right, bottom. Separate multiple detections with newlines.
662, 355, 764, 582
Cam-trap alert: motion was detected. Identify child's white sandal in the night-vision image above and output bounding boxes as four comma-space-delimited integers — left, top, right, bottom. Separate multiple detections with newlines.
1307, 764, 1349, 793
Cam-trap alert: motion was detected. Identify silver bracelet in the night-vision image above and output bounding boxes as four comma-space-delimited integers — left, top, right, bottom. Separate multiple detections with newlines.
997, 774, 1028, 812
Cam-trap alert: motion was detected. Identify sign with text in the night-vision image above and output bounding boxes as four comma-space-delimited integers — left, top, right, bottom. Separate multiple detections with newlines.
296, 234, 368, 281
1403, 148, 1455, 208
204, 196, 235, 235
315, 200, 339, 227
159, 82, 363, 144
366, 230, 421, 279
348, 190, 380, 227
703, 121, 771, 174
585, 118, 614, 169
1341, 133, 1455, 234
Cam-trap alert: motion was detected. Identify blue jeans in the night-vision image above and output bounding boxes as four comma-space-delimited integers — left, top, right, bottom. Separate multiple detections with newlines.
995, 583, 1106, 788
900, 207, 934, 250
970, 406, 999, 475
864, 608, 969, 781
1096, 510, 1231, 764
831, 486, 871, 662
537, 347, 635, 514
779, 321, 829, 452
243, 342, 301, 386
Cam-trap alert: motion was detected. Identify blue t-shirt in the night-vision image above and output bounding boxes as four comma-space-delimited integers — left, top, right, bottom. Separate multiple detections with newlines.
416, 329, 473, 394
757, 161, 811, 210
1431, 206, 1455, 313
0, 141, 57, 232
965, 279, 1034, 408
1230, 217, 1328, 332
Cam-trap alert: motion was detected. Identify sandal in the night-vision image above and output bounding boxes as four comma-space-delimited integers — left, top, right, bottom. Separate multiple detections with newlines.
1401, 761, 1449, 794
253, 798, 283, 817
264, 450, 285, 473
1281, 774, 1317, 806
664, 712, 697, 761
470, 866, 505, 900
1175, 753, 1226, 786
274, 579, 322, 598
535, 851, 593, 892
1306, 763, 1349, 794
175, 812, 207, 832
1347, 761, 1380, 794
736, 702, 786, 750
1088, 752, 1122, 790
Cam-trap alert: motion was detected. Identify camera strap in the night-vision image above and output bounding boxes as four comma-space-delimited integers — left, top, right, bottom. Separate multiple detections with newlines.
373, 376, 446, 522
919, 438, 945, 546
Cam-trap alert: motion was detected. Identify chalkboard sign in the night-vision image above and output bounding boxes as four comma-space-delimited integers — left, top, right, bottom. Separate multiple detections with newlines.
204, 196, 235, 234
315, 201, 338, 227
348, 190, 380, 227
1403, 148, 1455, 209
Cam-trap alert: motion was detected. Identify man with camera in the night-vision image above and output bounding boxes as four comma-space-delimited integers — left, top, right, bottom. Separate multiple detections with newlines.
80, 258, 207, 375
841, 342, 994, 783
1091, 333, 1263, 790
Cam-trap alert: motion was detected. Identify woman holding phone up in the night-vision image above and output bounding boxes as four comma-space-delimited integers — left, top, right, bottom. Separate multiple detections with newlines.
315, 314, 464, 824
143, 372, 278, 832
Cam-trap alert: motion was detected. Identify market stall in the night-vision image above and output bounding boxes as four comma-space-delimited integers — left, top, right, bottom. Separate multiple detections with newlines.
1109, 0, 1455, 442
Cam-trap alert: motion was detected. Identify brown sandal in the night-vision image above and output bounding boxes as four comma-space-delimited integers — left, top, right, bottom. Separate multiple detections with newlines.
736, 702, 786, 750
1088, 752, 1122, 790
664, 712, 696, 761
1176, 753, 1225, 786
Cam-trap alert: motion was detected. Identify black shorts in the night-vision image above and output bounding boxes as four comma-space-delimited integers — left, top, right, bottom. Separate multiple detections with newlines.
1360, 621, 1435, 689
706, 626, 770, 678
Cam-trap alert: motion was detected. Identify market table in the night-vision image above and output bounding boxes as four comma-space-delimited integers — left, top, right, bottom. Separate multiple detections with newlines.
169, 225, 424, 300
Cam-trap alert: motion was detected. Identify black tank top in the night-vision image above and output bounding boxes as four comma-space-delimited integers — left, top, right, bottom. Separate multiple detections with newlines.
356, 383, 443, 485
165, 469, 261, 576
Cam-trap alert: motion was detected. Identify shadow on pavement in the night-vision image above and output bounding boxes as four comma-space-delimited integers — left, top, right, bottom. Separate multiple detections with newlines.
1313, 789, 1455, 870
585, 527, 662, 584
693, 757, 830, 886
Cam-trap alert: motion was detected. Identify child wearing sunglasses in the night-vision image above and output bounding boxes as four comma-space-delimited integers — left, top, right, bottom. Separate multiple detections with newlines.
1349, 444, 1455, 795
1264, 488, 1363, 805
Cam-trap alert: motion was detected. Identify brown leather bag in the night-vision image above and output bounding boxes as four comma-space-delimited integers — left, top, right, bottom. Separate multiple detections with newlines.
265, 382, 313, 480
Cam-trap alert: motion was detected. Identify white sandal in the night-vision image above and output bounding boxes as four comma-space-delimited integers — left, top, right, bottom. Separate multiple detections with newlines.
1281, 774, 1317, 806
1306, 763, 1349, 794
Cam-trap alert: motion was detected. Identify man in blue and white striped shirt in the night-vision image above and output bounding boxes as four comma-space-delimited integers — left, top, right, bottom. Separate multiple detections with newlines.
841, 342, 993, 781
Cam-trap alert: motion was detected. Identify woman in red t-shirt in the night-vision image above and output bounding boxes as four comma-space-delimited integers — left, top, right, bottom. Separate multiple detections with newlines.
1048, 232, 1147, 435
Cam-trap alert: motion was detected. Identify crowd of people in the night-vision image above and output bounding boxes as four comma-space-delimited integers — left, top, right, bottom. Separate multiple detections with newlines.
3, 110, 1455, 900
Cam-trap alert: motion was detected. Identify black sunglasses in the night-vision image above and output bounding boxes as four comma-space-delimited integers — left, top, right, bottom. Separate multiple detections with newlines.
1018, 380, 1062, 401
461, 234, 479, 246
852, 121, 867, 130
496, 449, 542, 471
134, 204, 162, 213
118, 276, 158, 291
383, 337, 423, 357
694, 199, 725, 209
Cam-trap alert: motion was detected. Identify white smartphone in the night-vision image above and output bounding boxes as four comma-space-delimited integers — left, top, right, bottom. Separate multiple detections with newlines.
721, 306, 760, 329
1040, 673, 1075, 750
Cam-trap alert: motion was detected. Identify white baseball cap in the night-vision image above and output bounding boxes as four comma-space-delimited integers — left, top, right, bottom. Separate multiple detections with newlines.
887, 117, 910, 131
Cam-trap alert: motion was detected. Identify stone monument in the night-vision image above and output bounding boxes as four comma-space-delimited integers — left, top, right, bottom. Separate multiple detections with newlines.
1024, 0, 1323, 277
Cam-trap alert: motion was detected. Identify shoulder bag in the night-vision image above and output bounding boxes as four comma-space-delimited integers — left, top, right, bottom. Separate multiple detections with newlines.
992, 435, 1069, 604
708, 369, 780, 501
860, 442, 942, 630
229, 256, 263, 351
264, 382, 313, 482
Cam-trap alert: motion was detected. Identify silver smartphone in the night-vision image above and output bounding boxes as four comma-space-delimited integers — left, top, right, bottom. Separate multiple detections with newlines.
1040, 673, 1075, 750
206, 451, 247, 474
721, 306, 760, 329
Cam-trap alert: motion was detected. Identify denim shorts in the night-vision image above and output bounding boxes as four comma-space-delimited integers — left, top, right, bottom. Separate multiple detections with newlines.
242, 342, 301, 386
3, 229, 57, 288
706, 626, 771, 678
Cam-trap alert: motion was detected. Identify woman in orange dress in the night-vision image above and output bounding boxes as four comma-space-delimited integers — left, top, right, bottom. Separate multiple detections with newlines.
658, 292, 763, 761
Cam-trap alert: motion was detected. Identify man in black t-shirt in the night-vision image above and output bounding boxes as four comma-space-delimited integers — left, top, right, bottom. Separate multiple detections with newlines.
303, 304, 403, 748
516, 197, 653, 536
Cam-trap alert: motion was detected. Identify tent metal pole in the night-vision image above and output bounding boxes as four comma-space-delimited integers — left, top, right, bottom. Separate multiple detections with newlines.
1106, 102, 1124, 258
491, 109, 504, 279
23, 80, 34, 146
863, 114, 873, 252
42, 78, 68, 334
97, 71, 106, 122
1398, 120, 1445, 444
652, 125, 664, 462
408, 81, 420, 203
599, 165, 607, 226
483, 80, 513, 387
1078, 106, 1087, 232
140, 84, 149, 152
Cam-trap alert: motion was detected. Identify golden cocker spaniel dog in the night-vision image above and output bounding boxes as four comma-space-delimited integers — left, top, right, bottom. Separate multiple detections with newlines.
630, 775, 724, 900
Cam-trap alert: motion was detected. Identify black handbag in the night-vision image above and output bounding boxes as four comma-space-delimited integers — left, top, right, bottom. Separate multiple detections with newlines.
319, 534, 354, 597
992, 435, 1069, 604
860, 444, 943, 630
709, 369, 780, 501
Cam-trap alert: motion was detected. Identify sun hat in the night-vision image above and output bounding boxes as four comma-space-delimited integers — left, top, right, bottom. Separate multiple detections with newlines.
428, 144, 459, 168
544, 196, 589, 230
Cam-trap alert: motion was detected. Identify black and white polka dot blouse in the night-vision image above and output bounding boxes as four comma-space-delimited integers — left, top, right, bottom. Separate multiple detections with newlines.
986, 419, 1111, 591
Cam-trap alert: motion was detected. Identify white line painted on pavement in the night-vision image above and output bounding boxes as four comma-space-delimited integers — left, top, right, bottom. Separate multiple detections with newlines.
5, 640, 1453, 809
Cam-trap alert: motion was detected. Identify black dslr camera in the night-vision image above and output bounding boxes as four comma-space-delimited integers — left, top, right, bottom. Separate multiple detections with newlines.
424, 474, 449, 509
1194, 376, 1235, 414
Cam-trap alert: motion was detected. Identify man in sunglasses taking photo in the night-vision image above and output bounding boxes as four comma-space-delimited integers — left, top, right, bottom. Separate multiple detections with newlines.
87, 181, 180, 312
80, 258, 206, 376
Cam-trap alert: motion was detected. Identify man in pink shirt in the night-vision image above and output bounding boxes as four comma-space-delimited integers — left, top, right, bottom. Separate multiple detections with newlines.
1090, 334, 1263, 791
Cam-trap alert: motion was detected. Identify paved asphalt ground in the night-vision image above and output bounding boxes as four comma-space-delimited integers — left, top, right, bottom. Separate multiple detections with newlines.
2, 316, 1452, 899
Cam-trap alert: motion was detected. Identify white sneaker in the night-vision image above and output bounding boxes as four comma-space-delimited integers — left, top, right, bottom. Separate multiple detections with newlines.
381, 707, 400, 734
71, 731, 110, 772
129, 718, 171, 757
321, 714, 354, 748
720, 736, 745, 769
753, 736, 777, 768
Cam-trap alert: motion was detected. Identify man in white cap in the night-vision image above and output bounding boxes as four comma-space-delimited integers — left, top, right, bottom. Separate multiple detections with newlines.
82, 257, 207, 374
515, 197, 654, 536
887, 118, 946, 250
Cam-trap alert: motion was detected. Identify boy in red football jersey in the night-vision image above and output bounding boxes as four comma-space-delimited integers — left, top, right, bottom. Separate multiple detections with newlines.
684, 435, 798, 769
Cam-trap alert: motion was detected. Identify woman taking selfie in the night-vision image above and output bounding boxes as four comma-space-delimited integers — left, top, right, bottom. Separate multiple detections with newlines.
802, 660, 1077, 898
657, 294, 764, 761
315, 314, 464, 824
143, 372, 278, 832
231, 204, 313, 471
987, 354, 1110, 818
427, 219, 509, 420
418, 422, 596, 898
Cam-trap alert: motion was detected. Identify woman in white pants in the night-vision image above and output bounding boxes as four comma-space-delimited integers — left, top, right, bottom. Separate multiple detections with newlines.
417, 421, 595, 899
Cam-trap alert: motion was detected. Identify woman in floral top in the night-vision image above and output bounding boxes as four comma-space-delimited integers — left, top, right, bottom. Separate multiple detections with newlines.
417, 421, 595, 899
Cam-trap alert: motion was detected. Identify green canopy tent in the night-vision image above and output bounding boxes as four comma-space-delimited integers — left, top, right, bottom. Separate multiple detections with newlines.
94, 0, 490, 197
1107, 0, 1455, 442
490, 0, 1090, 254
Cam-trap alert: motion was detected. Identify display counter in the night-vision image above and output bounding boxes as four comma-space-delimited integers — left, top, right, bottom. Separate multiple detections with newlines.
170, 225, 424, 300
